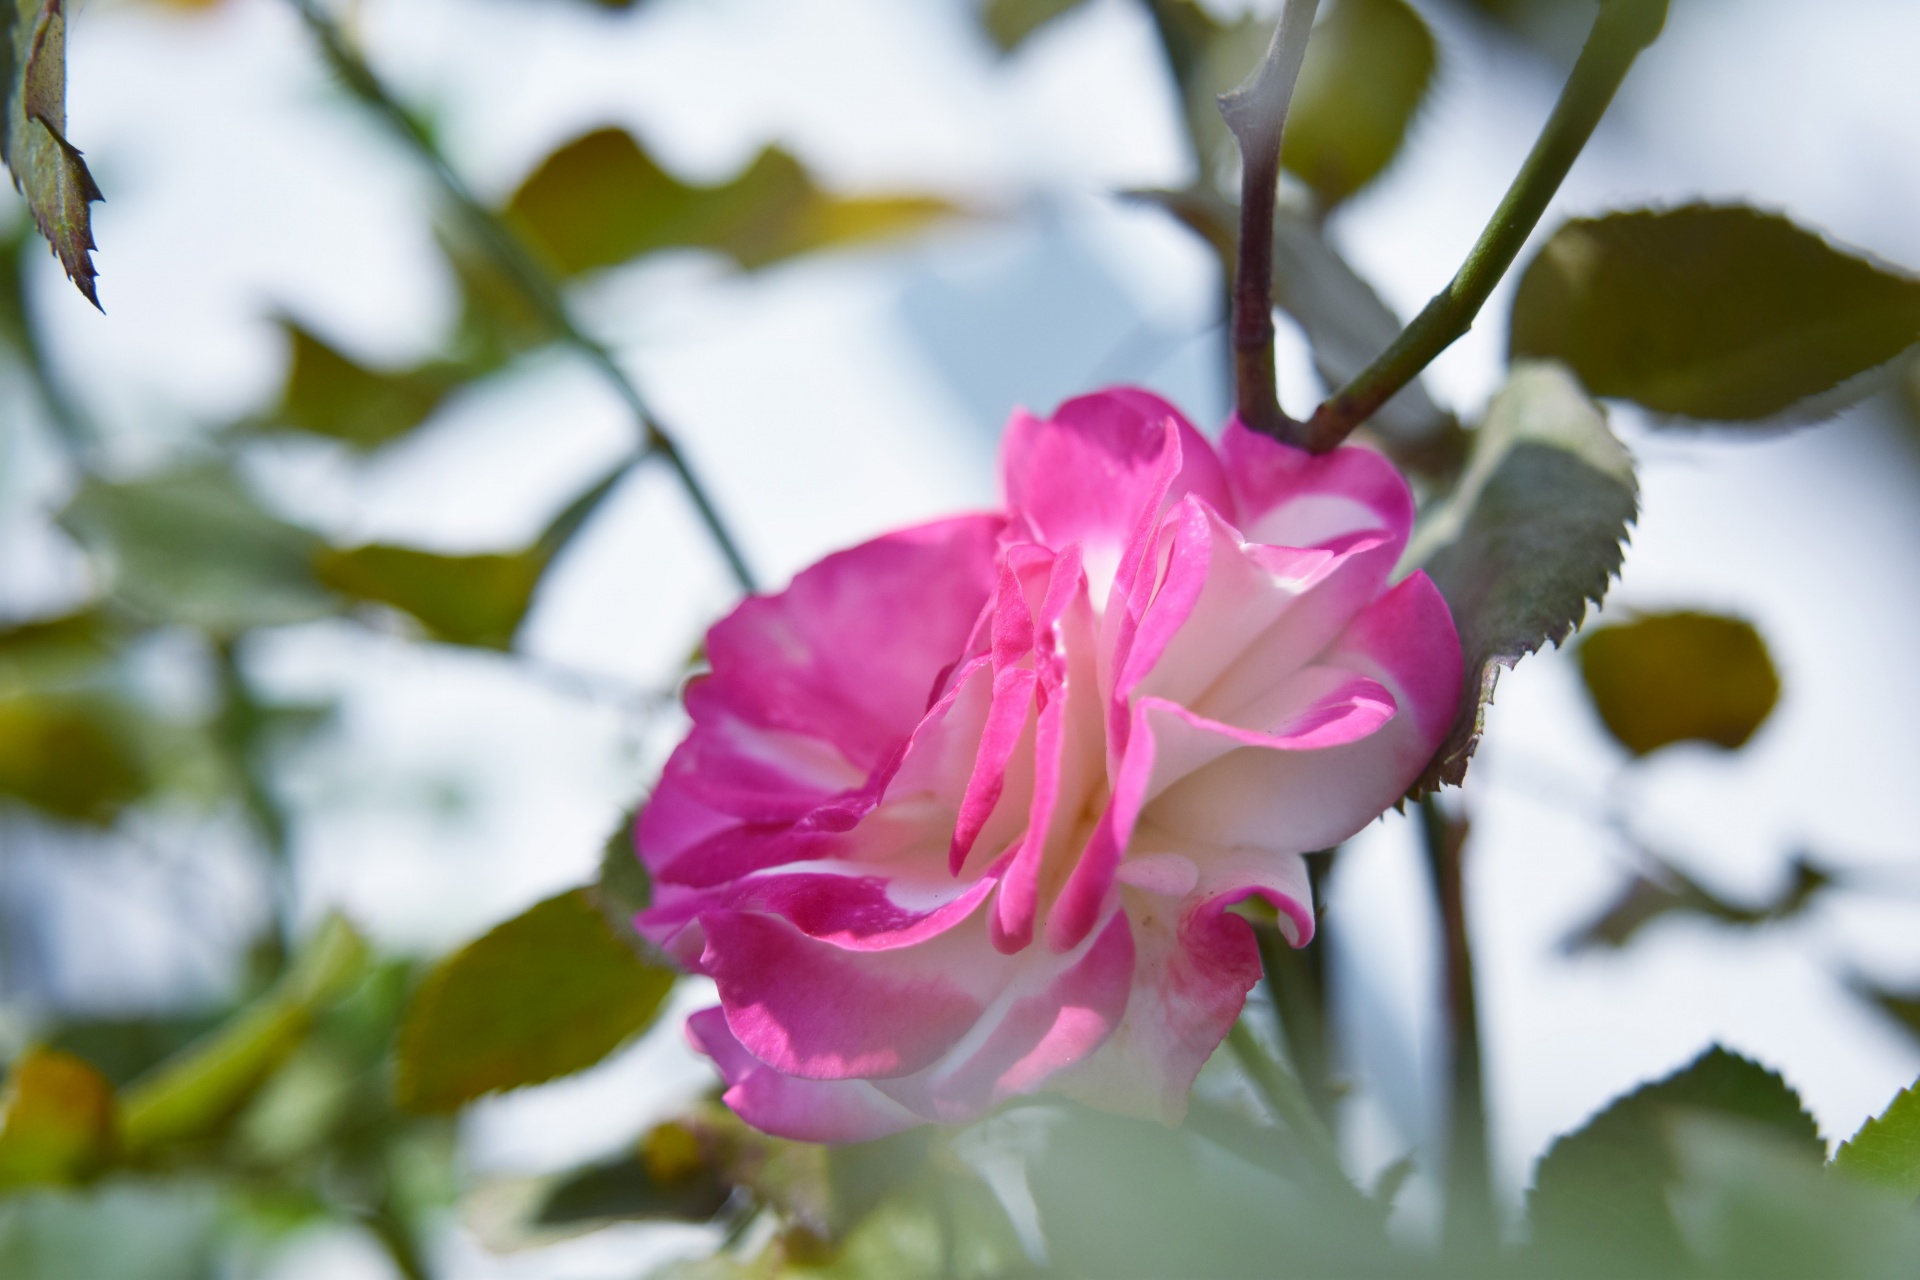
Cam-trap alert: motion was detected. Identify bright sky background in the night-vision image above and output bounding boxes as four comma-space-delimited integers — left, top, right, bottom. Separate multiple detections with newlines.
5, 0, 1920, 1273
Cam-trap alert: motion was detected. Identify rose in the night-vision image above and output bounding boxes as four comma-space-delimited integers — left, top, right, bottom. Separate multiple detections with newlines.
635, 388, 1461, 1142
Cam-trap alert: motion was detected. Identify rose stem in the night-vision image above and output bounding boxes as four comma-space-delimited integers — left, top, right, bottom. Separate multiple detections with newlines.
1226, 1019, 1347, 1190
286, 0, 759, 595
1420, 795, 1494, 1258
1301, 0, 1668, 454
1218, 0, 1322, 445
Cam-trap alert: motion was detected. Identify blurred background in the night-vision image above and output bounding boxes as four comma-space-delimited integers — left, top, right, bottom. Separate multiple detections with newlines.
3, 0, 1920, 1274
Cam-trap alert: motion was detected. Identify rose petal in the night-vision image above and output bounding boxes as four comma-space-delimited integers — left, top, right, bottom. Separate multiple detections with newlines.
687, 1007, 921, 1143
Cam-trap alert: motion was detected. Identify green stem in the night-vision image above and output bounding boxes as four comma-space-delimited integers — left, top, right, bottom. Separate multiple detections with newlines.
1419, 796, 1494, 1257
1302, 0, 1668, 452
1226, 1019, 1345, 1189
286, 0, 758, 594
1255, 920, 1333, 1124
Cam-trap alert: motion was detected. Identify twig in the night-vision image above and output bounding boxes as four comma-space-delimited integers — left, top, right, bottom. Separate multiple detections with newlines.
1217, 0, 1321, 443
1302, 0, 1668, 452
286, 0, 758, 594
1419, 795, 1494, 1257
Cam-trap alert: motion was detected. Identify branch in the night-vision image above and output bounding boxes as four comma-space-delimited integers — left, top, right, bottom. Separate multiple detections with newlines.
1303, 0, 1668, 452
1217, 0, 1320, 443
286, 0, 758, 594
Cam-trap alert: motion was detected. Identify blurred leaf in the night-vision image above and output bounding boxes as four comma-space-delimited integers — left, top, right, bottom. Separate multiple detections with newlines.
45, 1015, 227, 1090
394, 888, 675, 1113
313, 545, 543, 650
316, 455, 634, 650
826, 1130, 932, 1238
1835, 1080, 1920, 1199
1578, 611, 1780, 756
1137, 187, 1462, 471
2, 0, 104, 307
1562, 853, 1833, 954
0, 1049, 117, 1188
592, 804, 652, 950
504, 129, 953, 277
265, 320, 461, 450
1407, 360, 1638, 792
0, 609, 119, 675
0, 1183, 222, 1280
1510, 205, 1920, 423
1668, 1118, 1920, 1279
1527, 1046, 1822, 1275
536, 1125, 732, 1227
120, 913, 370, 1156
59, 465, 337, 635
1848, 975, 1920, 1049
978, 0, 1086, 53
0, 689, 148, 824
1282, 0, 1436, 207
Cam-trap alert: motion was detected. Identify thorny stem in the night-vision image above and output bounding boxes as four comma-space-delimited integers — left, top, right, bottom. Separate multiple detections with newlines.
1218, 0, 1320, 443
1302, 0, 1667, 452
1420, 795, 1494, 1258
286, 0, 758, 594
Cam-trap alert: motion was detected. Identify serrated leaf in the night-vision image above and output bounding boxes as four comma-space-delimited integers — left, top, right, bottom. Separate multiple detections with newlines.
0, 1048, 117, 1188
59, 465, 337, 635
1835, 1081, 1920, 1198
1282, 0, 1435, 207
266, 320, 461, 450
978, 0, 1087, 53
0, 689, 148, 824
1578, 611, 1780, 756
394, 888, 675, 1113
2, 0, 103, 307
120, 913, 368, 1154
1510, 205, 1920, 423
1527, 1046, 1822, 1274
313, 545, 543, 650
1562, 852, 1832, 954
1407, 360, 1638, 791
503, 129, 953, 277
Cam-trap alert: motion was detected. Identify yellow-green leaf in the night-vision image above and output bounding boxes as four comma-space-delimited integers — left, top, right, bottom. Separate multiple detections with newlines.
0, 1049, 117, 1188
1835, 1081, 1920, 1198
1283, 0, 1436, 207
1511, 205, 1920, 423
503, 129, 952, 277
1407, 361, 1638, 792
314, 544, 543, 650
395, 888, 675, 1113
0, 691, 148, 825
2, 0, 103, 307
267, 320, 460, 450
1578, 611, 1779, 756
120, 913, 369, 1155
979, 0, 1087, 53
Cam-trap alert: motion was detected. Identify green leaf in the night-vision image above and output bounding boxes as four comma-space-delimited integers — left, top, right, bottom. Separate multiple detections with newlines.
503, 129, 953, 277
536, 1124, 732, 1227
1835, 1081, 1920, 1198
2, 0, 104, 307
592, 804, 652, 950
1282, 0, 1436, 207
0, 1184, 222, 1280
265, 320, 461, 450
1562, 852, 1832, 954
0, 690, 148, 824
313, 545, 543, 650
120, 913, 369, 1155
1579, 611, 1780, 756
1527, 1046, 1822, 1274
1406, 360, 1638, 792
59, 465, 337, 635
978, 0, 1087, 53
1510, 205, 1920, 422
394, 888, 676, 1113
0, 1049, 118, 1188
1847, 975, 1920, 1050
0, 609, 121, 677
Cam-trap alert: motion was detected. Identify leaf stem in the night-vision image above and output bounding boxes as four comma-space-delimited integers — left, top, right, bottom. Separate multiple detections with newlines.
1218, 0, 1320, 443
1302, 0, 1668, 452
285, 0, 757, 594
1419, 795, 1494, 1256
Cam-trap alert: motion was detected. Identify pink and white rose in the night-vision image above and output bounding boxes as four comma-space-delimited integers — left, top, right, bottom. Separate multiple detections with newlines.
635, 388, 1462, 1142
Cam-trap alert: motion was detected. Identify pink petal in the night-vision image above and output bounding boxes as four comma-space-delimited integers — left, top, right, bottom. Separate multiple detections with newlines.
874, 909, 1134, 1125
687, 1007, 921, 1144
1221, 422, 1415, 555
1002, 389, 1230, 604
